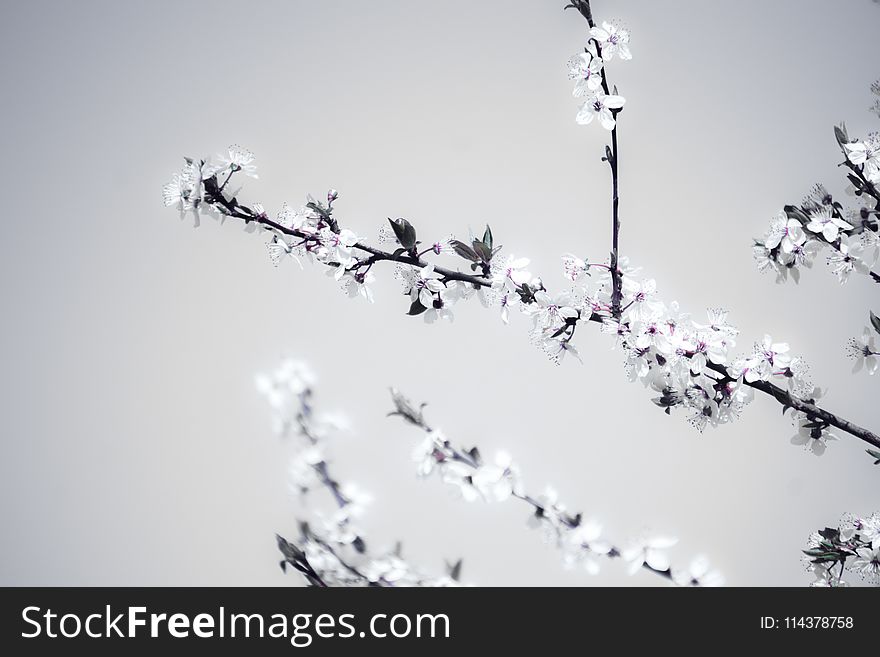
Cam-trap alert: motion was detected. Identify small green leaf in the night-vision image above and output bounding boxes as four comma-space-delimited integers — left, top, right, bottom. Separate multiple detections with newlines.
482, 225, 493, 251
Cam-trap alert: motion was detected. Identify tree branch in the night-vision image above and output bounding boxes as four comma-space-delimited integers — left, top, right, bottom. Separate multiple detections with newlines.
389, 388, 726, 585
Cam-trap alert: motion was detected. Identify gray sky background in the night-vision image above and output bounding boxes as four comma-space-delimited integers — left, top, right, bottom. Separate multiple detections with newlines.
1, 0, 879, 586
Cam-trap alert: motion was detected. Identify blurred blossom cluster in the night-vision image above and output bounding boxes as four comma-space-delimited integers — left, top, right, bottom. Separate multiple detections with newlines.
257, 359, 462, 587
389, 389, 723, 586
803, 512, 880, 587
753, 122, 880, 286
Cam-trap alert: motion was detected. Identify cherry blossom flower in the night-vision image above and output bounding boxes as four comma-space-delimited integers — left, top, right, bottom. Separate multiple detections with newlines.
859, 513, 880, 550
790, 417, 838, 456
752, 242, 783, 278
561, 254, 590, 282
427, 235, 456, 256
567, 46, 603, 97
266, 235, 302, 268
413, 430, 447, 477
622, 535, 677, 575
472, 451, 523, 502
672, 556, 725, 587
338, 269, 375, 303
576, 92, 626, 130
589, 21, 631, 61
844, 135, 880, 183
162, 168, 193, 210
218, 144, 258, 178
318, 227, 359, 268
528, 290, 578, 331
804, 206, 853, 242
405, 264, 446, 307
764, 212, 805, 254
847, 328, 878, 375
826, 236, 870, 283
492, 254, 532, 292
622, 277, 664, 322
850, 545, 880, 583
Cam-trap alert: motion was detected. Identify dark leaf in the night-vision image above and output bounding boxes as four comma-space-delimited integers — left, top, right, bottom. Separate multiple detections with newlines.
447, 559, 463, 582
388, 218, 417, 249
818, 527, 838, 541
407, 299, 428, 316
847, 174, 863, 191
870, 311, 880, 336
783, 205, 809, 224
833, 123, 848, 146
472, 240, 492, 263
276, 534, 306, 565
866, 448, 880, 465
482, 225, 493, 251
451, 239, 479, 262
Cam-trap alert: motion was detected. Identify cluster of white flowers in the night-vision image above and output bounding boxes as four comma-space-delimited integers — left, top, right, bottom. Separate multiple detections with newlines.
803, 512, 880, 587
753, 206, 877, 284
392, 389, 723, 586
753, 114, 880, 285
257, 358, 462, 587
164, 147, 850, 459
567, 21, 629, 129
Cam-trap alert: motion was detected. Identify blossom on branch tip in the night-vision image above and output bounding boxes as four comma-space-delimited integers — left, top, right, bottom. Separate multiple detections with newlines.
218, 144, 258, 178
589, 21, 631, 61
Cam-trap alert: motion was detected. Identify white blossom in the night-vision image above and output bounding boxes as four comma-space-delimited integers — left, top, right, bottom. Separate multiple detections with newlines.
622, 535, 677, 575
672, 556, 725, 587
576, 92, 626, 130
589, 21, 631, 61
567, 46, 604, 97
847, 328, 878, 375
218, 144, 258, 178
804, 206, 853, 242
